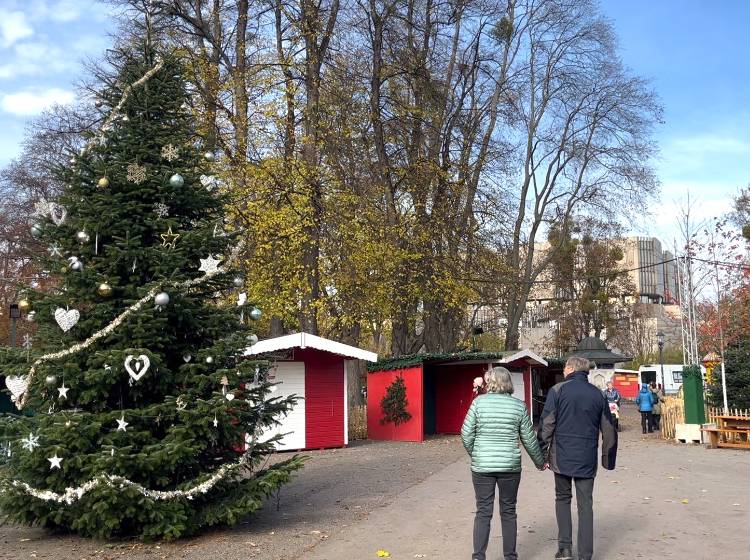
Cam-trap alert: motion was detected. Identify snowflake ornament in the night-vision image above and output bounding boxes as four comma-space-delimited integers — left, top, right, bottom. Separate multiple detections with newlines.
126, 163, 147, 184
22, 334, 33, 349
161, 144, 180, 162
153, 202, 169, 218
21, 433, 40, 451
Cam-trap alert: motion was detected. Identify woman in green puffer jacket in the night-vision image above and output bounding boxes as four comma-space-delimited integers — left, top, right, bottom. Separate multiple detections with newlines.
461, 366, 545, 560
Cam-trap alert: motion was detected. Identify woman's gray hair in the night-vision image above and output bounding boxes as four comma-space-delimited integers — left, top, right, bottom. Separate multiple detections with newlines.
484, 367, 514, 394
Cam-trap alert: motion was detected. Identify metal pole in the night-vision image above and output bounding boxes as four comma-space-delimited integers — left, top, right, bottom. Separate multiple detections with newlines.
659, 342, 665, 393
10, 315, 17, 347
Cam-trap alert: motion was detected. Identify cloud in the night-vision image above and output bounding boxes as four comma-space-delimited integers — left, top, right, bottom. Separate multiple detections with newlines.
0, 87, 75, 116
0, 41, 79, 79
0, 11, 34, 47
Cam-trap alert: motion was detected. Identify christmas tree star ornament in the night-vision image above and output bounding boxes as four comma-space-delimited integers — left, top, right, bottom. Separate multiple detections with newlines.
48, 244, 63, 257
57, 383, 70, 399
160, 226, 180, 249
21, 433, 40, 452
213, 415, 218, 427
48, 454, 63, 470
126, 162, 147, 184
161, 144, 179, 162
116, 415, 129, 432
198, 255, 221, 274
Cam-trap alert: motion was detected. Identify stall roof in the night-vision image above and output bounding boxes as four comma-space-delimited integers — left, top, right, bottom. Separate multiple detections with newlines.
369, 349, 548, 372
567, 336, 631, 364
244, 332, 378, 362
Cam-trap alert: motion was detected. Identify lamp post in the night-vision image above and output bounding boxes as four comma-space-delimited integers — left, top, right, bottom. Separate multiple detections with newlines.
9, 303, 20, 347
656, 330, 665, 392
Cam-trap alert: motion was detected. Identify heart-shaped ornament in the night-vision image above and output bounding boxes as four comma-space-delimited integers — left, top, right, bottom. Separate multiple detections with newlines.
124, 354, 150, 382
54, 308, 80, 332
5, 375, 29, 405
182, 354, 192, 363
49, 203, 67, 226
225, 393, 235, 401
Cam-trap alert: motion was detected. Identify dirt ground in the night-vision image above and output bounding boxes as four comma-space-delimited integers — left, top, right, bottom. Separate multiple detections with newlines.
2, 404, 749, 560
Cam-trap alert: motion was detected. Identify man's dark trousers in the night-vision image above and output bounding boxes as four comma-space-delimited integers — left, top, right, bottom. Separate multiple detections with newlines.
471, 471, 521, 560
554, 473, 594, 560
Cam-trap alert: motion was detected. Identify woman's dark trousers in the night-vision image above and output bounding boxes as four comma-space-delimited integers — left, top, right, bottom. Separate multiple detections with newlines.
641, 411, 653, 433
471, 471, 521, 560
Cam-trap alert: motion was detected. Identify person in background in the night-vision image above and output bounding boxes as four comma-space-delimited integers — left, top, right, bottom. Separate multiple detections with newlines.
537, 356, 618, 560
472, 376, 486, 397
461, 367, 545, 560
636, 383, 654, 434
603, 381, 621, 405
649, 382, 664, 431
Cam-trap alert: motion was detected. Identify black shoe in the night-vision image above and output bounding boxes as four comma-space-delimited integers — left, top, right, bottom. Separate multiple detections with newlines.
555, 549, 573, 560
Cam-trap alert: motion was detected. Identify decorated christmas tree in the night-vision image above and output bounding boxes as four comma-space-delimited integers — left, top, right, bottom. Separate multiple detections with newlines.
0, 43, 303, 539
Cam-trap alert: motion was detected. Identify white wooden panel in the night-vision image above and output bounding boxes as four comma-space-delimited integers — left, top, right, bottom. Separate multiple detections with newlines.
510, 370, 525, 404
264, 362, 306, 450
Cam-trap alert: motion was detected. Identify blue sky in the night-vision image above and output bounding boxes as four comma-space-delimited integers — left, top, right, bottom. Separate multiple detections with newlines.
1, 1, 748, 245
600, 0, 750, 243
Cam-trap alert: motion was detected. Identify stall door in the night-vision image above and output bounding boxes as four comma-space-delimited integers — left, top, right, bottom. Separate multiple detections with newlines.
265, 362, 306, 450
435, 370, 474, 434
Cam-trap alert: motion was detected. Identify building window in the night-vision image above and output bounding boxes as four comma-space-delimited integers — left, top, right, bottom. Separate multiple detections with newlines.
672, 371, 683, 383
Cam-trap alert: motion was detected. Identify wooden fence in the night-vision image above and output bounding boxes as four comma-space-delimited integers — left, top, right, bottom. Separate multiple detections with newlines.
661, 396, 750, 440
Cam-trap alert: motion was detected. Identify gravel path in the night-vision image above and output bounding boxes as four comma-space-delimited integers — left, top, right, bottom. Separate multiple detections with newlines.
0, 437, 464, 560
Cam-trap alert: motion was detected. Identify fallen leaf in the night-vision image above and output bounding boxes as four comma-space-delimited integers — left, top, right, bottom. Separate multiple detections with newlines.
377, 550, 391, 558
681, 499, 689, 504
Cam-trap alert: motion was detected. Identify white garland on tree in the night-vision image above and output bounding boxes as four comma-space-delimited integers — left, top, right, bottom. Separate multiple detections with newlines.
7, 440, 264, 505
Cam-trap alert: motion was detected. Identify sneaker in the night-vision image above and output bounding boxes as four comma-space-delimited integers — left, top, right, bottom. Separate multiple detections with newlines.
555, 549, 573, 560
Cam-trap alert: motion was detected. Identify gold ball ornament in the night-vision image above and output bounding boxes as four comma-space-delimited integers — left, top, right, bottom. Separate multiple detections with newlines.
98, 177, 109, 189
97, 282, 113, 297
18, 299, 32, 313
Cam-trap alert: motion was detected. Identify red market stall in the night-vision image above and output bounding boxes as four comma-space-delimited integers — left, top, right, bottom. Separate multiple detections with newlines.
367, 351, 548, 442
245, 332, 377, 450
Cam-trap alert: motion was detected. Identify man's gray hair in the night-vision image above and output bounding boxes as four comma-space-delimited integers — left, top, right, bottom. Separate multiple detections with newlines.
485, 366, 514, 394
566, 355, 591, 372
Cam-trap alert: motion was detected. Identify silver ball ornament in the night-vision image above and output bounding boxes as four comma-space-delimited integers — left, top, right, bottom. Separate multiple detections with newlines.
247, 334, 259, 346
30, 223, 43, 237
232, 276, 243, 288
154, 291, 170, 307
169, 174, 184, 188
205, 356, 214, 364
121, 115, 129, 122
94, 99, 103, 108
203, 151, 216, 162
75, 230, 90, 244
45, 375, 58, 387
249, 307, 262, 321
71, 259, 84, 271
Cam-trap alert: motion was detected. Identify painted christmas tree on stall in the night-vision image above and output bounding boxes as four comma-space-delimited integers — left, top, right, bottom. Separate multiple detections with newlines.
0, 43, 303, 539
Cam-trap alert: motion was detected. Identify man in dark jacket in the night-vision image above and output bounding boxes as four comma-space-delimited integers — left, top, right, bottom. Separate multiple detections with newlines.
537, 356, 618, 560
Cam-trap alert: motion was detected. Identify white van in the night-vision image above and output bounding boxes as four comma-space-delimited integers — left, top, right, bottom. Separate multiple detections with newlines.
638, 364, 705, 395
